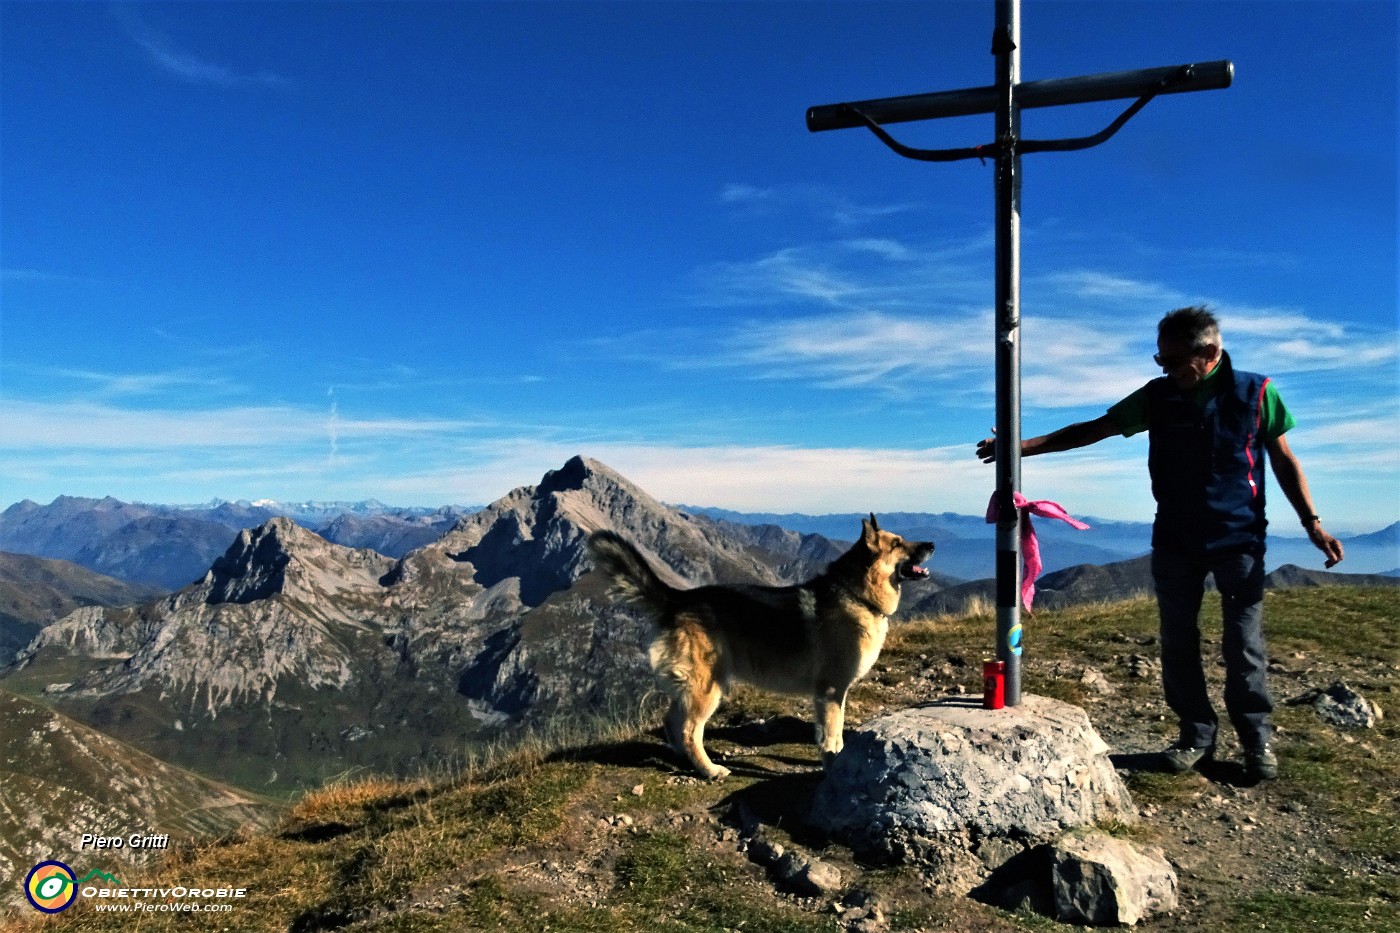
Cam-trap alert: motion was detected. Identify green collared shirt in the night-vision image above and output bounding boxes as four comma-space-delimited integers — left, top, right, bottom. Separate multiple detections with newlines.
1107, 359, 1296, 439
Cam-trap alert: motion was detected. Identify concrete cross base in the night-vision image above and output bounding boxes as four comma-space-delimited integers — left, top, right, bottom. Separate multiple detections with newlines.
809, 695, 1136, 894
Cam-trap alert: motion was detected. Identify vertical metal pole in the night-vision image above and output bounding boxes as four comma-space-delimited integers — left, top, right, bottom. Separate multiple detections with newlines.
993, 0, 1024, 705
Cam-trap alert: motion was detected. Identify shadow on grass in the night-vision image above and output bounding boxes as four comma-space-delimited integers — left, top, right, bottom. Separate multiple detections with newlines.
557, 714, 823, 776
1110, 751, 1164, 772
1112, 750, 1262, 788
552, 736, 680, 773
718, 769, 829, 848
711, 713, 814, 745
1198, 756, 1264, 788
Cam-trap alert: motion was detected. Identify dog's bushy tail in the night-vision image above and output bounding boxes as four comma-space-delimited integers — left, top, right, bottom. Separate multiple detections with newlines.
587, 530, 674, 616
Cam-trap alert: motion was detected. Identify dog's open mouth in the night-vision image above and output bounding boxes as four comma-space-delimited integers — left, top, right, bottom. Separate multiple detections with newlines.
899, 561, 931, 582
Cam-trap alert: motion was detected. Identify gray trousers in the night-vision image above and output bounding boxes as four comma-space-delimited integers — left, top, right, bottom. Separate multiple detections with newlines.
1151, 547, 1272, 749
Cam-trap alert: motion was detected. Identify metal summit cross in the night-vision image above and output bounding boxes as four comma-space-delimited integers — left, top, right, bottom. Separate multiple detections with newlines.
807, 0, 1232, 707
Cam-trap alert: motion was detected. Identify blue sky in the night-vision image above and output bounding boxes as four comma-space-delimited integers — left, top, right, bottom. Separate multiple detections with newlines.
1, 1, 1396, 533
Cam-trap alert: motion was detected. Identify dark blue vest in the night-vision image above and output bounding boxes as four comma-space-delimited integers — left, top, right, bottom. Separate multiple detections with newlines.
1146, 352, 1271, 554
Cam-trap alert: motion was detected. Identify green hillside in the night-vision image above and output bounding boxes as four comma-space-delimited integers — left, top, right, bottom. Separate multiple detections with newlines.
0, 690, 276, 904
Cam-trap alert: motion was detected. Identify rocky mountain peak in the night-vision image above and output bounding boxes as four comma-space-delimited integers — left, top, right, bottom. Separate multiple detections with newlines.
410, 455, 832, 616
203, 518, 298, 603
535, 454, 602, 494
202, 517, 393, 606
416, 456, 682, 606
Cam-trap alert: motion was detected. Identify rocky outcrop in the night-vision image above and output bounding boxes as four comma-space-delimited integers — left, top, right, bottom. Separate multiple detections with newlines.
203, 517, 394, 610
18, 520, 400, 714
1287, 681, 1385, 728
23, 594, 358, 716
412, 456, 822, 605
809, 695, 1135, 893
1050, 831, 1178, 926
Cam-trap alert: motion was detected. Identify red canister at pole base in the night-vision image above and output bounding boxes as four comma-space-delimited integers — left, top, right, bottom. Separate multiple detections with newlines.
983, 659, 1006, 710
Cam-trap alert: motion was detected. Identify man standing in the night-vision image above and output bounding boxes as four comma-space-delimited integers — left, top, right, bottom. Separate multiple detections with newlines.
976, 306, 1344, 781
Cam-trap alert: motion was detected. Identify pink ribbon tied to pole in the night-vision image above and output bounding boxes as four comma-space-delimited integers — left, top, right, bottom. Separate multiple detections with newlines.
986, 492, 1090, 612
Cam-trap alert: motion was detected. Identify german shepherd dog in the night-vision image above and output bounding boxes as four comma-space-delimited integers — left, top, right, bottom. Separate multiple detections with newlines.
587, 517, 934, 779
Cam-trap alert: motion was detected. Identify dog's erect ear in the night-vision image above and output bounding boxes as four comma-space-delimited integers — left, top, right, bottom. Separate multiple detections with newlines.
862, 514, 880, 547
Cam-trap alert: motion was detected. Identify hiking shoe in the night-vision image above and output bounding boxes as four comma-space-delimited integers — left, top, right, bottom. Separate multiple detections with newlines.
1245, 744, 1279, 781
1161, 742, 1215, 773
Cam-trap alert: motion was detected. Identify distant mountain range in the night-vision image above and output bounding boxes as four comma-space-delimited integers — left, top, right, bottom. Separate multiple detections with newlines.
0, 496, 476, 589
685, 507, 1400, 579
4, 492, 1393, 600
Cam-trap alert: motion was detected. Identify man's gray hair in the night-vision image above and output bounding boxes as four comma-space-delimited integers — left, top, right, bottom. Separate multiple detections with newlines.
1158, 306, 1222, 349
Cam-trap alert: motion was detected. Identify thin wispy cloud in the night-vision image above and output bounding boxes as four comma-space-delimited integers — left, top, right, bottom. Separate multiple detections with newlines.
693, 237, 989, 312
1218, 310, 1348, 341
678, 243, 1398, 413
1039, 278, 1396, 376
713, 308, 1151, 409
326, 387, 341, 466
1216, 311, 1397, 376
841, 238, 919, 262
1044, 270, 1189, 306
0, 400, 486, 451
724, 310, 989, 389
718, 182, 922, 228
1, 267, 88, 284
665, 237, 1151, 405
367, 441, 1006, 515
36, 367, 243, 399
720, 183, 774, 204
1299, 413, 1400, 450
112, 5, 289, 89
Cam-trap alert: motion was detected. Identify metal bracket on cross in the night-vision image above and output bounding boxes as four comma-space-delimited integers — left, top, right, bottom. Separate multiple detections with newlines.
806, 0, 1232, 707
807, 60, 1232, 159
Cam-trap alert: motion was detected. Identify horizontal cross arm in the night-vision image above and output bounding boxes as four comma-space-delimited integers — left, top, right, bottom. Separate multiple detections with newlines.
807, 60, 1232, 133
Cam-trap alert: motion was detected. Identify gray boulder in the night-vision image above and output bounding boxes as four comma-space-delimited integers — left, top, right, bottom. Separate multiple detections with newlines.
1051, 830, 1178, 926
1287, 681, 1384, 728
809, 695, 1135, 893
742, 829, 843, 898
774, 851, 843, 897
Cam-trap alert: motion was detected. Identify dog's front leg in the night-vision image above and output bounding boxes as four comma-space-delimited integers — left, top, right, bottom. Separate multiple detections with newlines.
814, 685, 849, 767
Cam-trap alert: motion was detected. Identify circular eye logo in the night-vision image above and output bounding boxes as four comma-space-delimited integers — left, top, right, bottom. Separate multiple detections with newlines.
25, 860, 78, 913
1008, 623, 1023, 656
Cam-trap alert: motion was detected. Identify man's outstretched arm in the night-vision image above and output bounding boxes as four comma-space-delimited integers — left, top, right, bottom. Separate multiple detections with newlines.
976, 414, 1119, 464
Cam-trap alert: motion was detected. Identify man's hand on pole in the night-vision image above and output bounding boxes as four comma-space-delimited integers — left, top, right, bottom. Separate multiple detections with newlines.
977, 428, 997, 464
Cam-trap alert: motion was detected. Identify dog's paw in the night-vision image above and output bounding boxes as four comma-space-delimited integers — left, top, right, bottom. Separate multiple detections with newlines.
703, 765, 731, 781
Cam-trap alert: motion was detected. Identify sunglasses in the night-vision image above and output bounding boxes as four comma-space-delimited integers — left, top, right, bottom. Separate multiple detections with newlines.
1153, 349, 1197, 368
